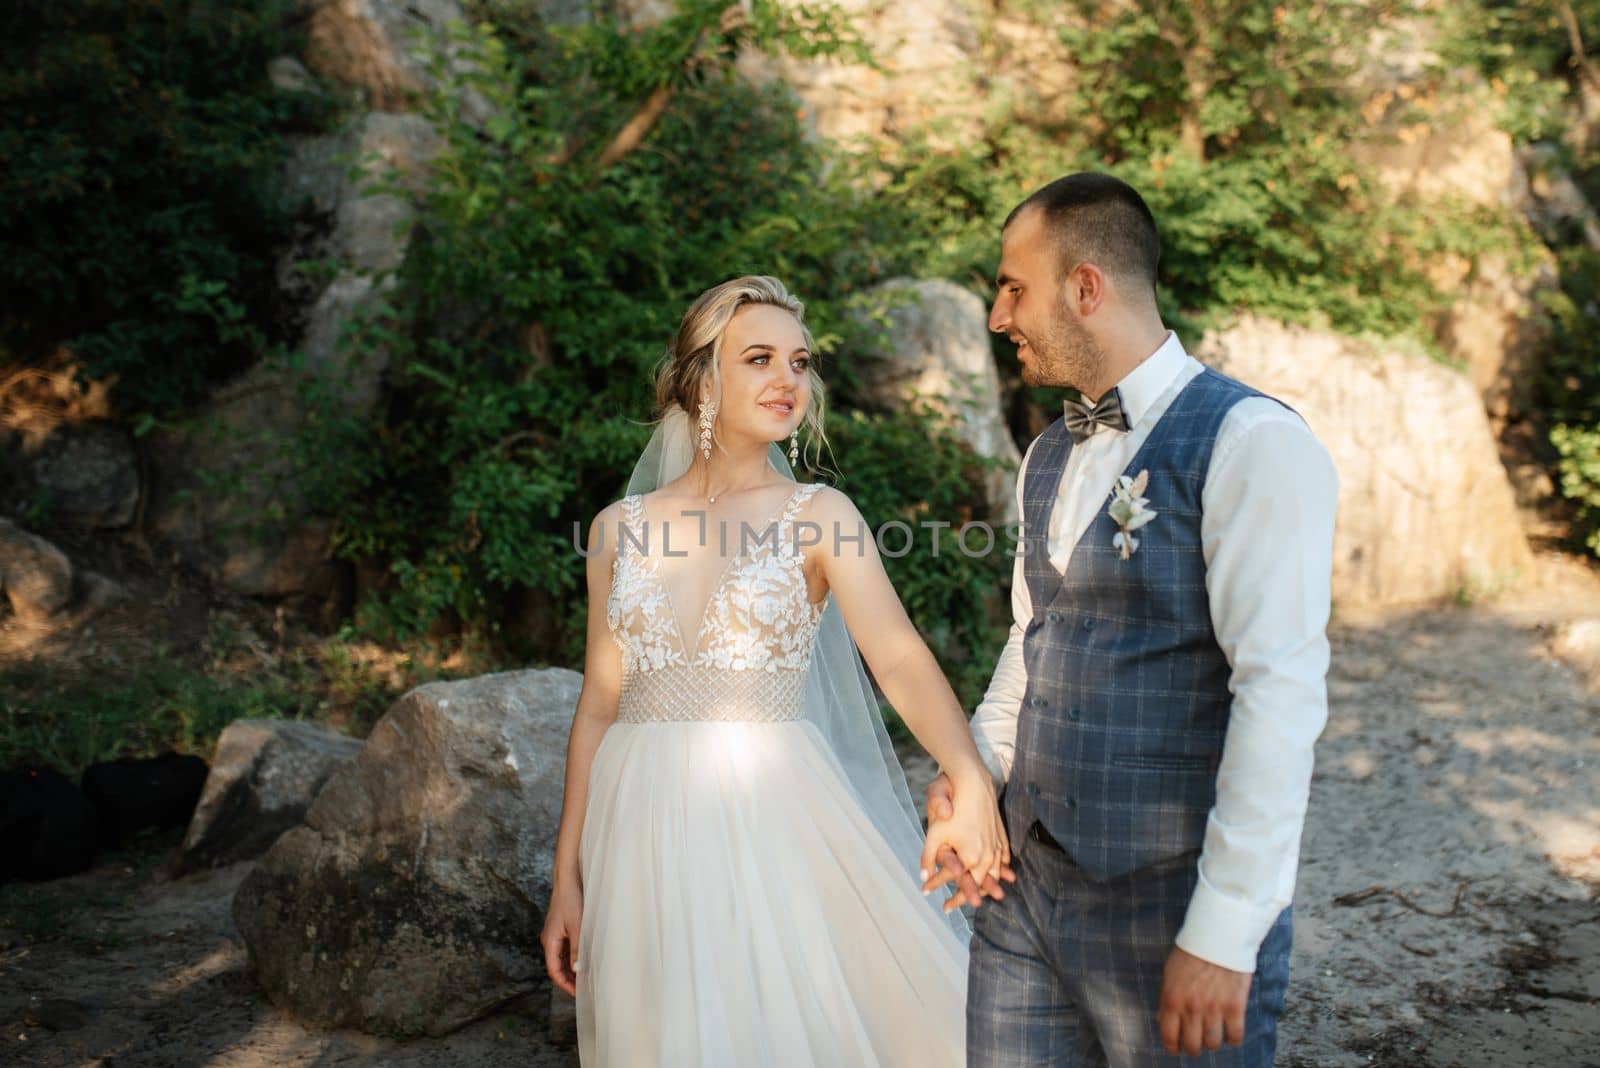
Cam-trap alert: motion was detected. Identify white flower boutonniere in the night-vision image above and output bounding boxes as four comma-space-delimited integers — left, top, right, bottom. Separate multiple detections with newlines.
1108, 469, 1157, 560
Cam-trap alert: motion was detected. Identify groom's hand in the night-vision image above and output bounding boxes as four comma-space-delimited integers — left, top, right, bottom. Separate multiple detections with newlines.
1158, 947, 1251, 1056
922, 773, 1015, 911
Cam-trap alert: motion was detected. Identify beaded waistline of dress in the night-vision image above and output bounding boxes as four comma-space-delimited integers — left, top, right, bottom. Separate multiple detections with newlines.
616, 664, 807, 724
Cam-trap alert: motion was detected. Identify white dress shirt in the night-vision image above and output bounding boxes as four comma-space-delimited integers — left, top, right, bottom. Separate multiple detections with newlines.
969, 331, 1338, 973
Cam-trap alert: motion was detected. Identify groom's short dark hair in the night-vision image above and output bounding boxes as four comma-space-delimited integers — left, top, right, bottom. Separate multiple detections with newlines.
1005, 173, 1160, 298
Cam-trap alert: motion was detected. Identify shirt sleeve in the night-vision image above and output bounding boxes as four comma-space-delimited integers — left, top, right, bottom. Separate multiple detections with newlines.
968, 438, 1038, 789
1174, 400, 1339, 973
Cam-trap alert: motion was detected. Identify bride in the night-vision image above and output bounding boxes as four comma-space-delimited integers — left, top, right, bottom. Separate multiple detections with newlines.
540, 276, 1012, 1064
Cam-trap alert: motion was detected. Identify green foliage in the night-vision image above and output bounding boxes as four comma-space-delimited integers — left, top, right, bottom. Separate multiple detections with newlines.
0, 657, 310, 782
306, 4, 1015, 699
1441, 1, 1600, 556
1036, 0, 1502, 340
1545, 246, 1600, 552
19, 0, 1586, 718
0, 0, 335, 416
825, 406, 1013, 704
304, 0, 1557, 689
0, 625, 481, 783
1436, 0, 1597, 142
1553, 423, 1600, 552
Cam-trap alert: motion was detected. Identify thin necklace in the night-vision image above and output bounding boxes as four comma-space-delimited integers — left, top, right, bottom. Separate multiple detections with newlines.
704, 478, 772, 505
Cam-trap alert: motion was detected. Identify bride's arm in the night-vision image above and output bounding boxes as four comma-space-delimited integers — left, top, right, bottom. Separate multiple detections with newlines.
803, 487, 1009, 883
541, 502, 624, 995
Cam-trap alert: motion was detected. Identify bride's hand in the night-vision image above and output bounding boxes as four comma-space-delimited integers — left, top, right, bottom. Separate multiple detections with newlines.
921, 771, 1017, 911
541, 879, 584, 996
919, 768, 1010, 900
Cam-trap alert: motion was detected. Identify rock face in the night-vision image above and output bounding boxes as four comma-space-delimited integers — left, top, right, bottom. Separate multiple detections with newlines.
1358, 92, 1525, 211
148, 13, 447, 598
1434, 251, 1552, 421
1350, 78, 1552, 418
1197, 317, 1531, 610
232, 668, 580, 1036
7, 421, 138, 528
733, 0, 984, 144
304, 0, 470, 110
179, 719, 365, 871
1519, 142, 1600, 250
851, 279, 1022, 523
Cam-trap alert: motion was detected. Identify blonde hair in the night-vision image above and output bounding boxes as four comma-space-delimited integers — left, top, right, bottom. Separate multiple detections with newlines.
654, 275, 828, 471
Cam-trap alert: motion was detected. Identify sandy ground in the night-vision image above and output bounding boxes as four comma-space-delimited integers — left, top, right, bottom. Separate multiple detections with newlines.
2, 555, 1597, 1067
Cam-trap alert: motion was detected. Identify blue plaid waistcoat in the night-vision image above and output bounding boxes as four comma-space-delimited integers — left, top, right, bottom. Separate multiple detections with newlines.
1005, 368, 1274, 881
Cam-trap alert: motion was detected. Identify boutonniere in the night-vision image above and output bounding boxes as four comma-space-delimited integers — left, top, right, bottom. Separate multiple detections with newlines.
1108, 470, 1157, 560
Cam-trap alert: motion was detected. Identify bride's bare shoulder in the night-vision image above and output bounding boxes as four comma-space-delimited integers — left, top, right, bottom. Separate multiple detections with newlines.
798, 483, 866, 526
593, 497, 629, 525
583, 498, 631, 557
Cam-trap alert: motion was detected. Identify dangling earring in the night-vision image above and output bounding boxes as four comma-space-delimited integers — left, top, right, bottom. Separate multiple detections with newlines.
788, 429, 800, 467
698, 400, 717, 461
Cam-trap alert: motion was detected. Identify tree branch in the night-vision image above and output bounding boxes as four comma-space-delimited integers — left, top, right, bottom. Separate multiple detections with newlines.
585, 3, 748, 176
593, 84, 676, 171
1557, 0, 1600, 93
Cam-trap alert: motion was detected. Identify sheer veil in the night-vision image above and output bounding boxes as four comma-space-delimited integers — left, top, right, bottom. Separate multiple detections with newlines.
624, 405, 971, 940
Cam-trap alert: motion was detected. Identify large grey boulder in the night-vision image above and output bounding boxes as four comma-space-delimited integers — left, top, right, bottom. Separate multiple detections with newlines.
851, 278, 1022, 524
232, 668, 580, 1036
179, 718, 365, 871
1197, 316, 1532, 610
0, 519, 75, 622
7, 421, 138, 529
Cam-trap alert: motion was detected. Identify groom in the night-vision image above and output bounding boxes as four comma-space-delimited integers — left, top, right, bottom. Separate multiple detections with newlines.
924, 173, 1337, 1066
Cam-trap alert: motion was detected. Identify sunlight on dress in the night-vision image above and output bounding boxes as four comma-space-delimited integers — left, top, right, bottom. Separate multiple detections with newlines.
576, 485, 968, 1066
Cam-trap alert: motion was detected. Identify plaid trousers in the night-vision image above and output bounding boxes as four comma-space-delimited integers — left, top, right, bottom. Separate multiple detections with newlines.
966, 836, 1292, 1068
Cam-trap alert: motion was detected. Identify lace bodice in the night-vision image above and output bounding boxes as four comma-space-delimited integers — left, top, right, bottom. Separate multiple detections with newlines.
606, 483, 826, 723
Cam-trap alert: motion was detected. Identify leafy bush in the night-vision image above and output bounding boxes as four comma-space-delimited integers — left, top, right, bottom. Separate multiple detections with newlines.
1546, 245, 1600, 551
1441, 1, 1600, 554
302, 0, 1560, 698
0, 0, 334, 417
0, 624, 484, 781
1009, 0, 1519, 341
824, 405, 1013, 704
14, 0, 1575, 723
297, 4, 1021, 705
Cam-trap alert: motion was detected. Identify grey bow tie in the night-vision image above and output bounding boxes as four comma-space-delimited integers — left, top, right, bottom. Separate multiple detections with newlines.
1063, 389, 1129, 444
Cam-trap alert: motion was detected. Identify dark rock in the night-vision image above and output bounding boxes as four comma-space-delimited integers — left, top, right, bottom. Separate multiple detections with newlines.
179, 718, 363, 872
232, 668, 579, 1037
22, 997, 96, 1032
0, 519, 75, 622
0, 765, 100, 882
80, 752, 209, 848
11, 421, 139, 528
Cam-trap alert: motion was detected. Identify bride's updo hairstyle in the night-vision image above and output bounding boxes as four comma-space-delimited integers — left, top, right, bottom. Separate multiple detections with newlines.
655, 275, 828, 470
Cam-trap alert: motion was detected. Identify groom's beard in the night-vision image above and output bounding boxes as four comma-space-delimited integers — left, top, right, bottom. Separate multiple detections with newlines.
1020, 303, 1105, 393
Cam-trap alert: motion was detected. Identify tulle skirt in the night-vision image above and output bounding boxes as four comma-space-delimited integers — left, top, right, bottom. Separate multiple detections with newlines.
576, 718, 969, 1066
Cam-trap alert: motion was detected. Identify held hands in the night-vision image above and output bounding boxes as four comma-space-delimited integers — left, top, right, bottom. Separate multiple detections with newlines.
540, 879, 584, 996
919, 771, 1016, 913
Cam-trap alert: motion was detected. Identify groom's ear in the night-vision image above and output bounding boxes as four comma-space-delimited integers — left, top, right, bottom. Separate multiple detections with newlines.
1066, 261, 1109, 316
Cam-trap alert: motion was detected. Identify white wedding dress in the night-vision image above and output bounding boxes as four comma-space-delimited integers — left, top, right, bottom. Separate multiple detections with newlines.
576, 483, 968, 1066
